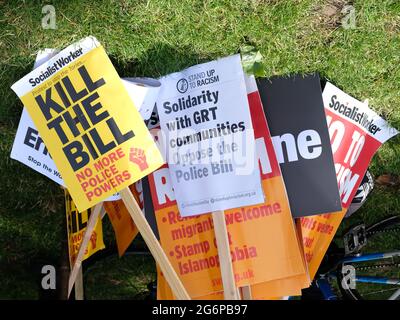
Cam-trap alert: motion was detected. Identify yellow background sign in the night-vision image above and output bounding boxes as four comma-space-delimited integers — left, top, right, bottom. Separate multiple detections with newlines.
12, 37, 164, 211
65, 189, 105, 265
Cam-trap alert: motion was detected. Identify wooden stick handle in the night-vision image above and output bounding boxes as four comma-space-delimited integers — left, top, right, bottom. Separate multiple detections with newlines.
212, 210, 240, 300
67, 202, 102, 297
74, 266, 84, 300
120, 187, 190, 300
240, 286, 252, 300
100, 204, 107, 219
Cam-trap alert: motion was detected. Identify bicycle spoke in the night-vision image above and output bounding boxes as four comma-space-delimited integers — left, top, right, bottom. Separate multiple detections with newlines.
360, 287, 400, 297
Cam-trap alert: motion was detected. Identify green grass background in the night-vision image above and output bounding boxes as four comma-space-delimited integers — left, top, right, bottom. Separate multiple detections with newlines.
0, 0, 399, 299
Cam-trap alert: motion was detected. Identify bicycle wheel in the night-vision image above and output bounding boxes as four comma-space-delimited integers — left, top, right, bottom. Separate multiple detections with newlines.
337, 215, 400, 300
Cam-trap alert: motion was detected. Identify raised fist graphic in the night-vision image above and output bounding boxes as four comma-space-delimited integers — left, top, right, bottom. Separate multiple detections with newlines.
129, 147, 149, 171
90, 231, 97, 249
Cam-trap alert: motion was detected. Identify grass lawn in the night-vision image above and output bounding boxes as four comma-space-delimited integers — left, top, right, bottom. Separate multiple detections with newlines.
0, 0, 399, 299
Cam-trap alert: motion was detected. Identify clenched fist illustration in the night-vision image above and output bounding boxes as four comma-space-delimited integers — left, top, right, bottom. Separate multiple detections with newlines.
90, 231, 97, 249
129, 148, 149, 171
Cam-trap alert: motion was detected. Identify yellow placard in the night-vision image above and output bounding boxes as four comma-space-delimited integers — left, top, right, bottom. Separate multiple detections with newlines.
12, 37, 164, 211
65, 189, 105, 265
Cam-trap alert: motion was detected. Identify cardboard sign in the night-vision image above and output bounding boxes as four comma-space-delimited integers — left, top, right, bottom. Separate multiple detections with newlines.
103, 181, 143, 256
11, 50, 65, 186
257, 75, 342, 218
11, 107, 66, 184
156, 266, 302, 300
11, 37, 164, 211
11, 50, 161, 202
123, 77, 160, 120
146, 109, 160, 130
11, 105, 120, 201
147, 76, 307, 298
156, 54, 263, 216
301, 82, 399, 279
65, 189, 105, 265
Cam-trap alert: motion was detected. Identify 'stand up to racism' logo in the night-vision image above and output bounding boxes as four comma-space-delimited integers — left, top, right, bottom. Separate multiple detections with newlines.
176, 78, 188, 93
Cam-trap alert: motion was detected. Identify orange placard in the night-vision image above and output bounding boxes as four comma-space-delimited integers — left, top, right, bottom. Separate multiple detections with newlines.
157, 266, 302, 300
103, 182, 143, 256
299, 211, 346, 279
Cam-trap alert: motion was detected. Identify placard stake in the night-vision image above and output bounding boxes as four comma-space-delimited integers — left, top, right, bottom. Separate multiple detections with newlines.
74, 266, 84, 300
67, 202, 102, 297
100, 204, 107, 219
240, 286, 252, 300
120, 187, 190, 300
212, 210, 240, 300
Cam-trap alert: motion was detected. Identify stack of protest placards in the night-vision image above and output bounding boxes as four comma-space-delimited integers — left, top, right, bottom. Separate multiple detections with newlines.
149, 73, 309, 299
10, 36, 189, 300
150, 68, 398, 299
9, 36, 399, 300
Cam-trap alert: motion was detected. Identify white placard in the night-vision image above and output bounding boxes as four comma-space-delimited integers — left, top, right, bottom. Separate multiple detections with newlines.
123, 77, 160, 120
156, 54, 264, 216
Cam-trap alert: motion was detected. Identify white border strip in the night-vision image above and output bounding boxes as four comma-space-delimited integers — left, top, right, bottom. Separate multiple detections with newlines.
324, 82, 398, 144
11, 36, 100, 97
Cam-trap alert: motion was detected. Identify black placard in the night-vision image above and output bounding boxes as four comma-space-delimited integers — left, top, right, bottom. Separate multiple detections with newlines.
142, 177, 160, 240
257, 74, 341, 217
